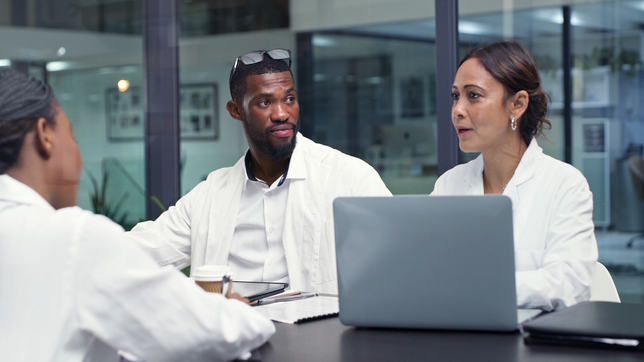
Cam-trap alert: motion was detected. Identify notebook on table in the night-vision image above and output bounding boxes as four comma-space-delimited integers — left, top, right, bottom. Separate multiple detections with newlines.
523, 301, 644, 350
333, 195, 532, 332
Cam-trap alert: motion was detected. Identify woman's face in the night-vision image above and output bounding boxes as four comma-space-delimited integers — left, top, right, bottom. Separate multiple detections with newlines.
451, 58, 514, 154
48, 107, 83, 209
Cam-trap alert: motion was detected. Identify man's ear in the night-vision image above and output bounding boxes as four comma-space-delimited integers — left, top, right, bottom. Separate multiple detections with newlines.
34, 118, 55, 159
226, 100, 243, 121
509, 90, 529, 121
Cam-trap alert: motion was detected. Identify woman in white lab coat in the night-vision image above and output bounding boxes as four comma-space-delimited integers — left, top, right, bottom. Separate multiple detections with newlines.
431, 41, 598, 311
0, 68, 274, 361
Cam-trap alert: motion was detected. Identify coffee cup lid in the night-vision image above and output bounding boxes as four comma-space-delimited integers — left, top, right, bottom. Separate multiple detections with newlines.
192, 265, 232, 281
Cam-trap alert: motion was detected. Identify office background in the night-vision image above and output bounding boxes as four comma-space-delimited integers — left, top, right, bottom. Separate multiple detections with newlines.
1, 0, 643, 302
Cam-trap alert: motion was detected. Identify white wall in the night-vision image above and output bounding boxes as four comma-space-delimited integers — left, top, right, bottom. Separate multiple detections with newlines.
0, 2, 10, 26
0, 26, 141, 64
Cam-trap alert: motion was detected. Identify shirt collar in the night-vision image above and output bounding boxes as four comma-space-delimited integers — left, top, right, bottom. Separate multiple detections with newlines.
511, 137, 541, 186
242, 133, 307, 187
463, 137, 542, 190
0, 174, 54, 210
463, 154, 485, 190
286, 133, 307, 180
243, 149, 290, 187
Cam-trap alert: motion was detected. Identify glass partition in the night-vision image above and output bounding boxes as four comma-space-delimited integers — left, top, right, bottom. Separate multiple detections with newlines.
308, 31, 438, 194
178, 1, 437, 196
5, 0, 641, 303
0, 0, 145, 229
570, 1, 644, 303
457, 0, 644, 303
178, 28, 295, 195
457, 5, 565, 162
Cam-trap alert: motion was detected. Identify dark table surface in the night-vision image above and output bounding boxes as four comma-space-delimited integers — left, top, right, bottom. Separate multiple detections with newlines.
258, 316, 642, 362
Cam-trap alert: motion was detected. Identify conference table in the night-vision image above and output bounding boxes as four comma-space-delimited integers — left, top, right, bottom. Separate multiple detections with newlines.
257, 316, 641, 362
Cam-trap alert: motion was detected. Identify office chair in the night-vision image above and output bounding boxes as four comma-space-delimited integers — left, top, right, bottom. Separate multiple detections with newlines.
590, 262, 621, 303
626, 155, 644, 248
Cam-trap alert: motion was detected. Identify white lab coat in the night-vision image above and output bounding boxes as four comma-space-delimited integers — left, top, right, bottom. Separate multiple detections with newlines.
128, 133, 392, 293
431, 139, 598, 311
0, 175, 274, 362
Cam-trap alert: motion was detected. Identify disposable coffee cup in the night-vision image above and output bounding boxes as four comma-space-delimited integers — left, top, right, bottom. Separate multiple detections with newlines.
192, 265, 233, 294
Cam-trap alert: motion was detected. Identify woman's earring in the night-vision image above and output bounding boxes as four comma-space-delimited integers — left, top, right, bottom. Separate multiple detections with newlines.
511, 117, 517, 131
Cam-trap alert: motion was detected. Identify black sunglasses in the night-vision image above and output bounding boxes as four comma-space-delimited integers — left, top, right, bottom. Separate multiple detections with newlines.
229, 49, 291, 92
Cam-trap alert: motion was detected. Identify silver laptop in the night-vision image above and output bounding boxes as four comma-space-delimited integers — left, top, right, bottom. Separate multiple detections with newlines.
333, 195, 527, 331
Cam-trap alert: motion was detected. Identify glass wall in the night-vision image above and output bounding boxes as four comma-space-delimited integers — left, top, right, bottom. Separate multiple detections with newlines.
457, 5, 565, 163
456, 0, 644, 303
308, 32, 437, 194
177, 7, 294, 195
570, 1, 644, 303
4, 0, 642, 302
295, 0, 644, 302
177, 0, 293, 197
177, 0, 437, 195
0, 0, 145, 229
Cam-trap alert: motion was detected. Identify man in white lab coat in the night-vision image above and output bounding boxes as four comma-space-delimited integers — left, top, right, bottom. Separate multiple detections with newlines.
0, 68, 274, 361
128, 49, 391, 293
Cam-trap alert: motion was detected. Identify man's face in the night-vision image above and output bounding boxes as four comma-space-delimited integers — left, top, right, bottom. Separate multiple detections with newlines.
239, 71, 300, 160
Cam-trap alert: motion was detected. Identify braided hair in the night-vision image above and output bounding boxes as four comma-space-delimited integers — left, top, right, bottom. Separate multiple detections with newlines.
0, 68, 57, 174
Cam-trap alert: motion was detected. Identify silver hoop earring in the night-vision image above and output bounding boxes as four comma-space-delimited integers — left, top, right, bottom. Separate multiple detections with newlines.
511, 117, 517, 131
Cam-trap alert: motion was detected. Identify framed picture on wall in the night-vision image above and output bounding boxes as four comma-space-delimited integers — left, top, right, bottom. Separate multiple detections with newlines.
106, 83, 219, 141
179, 83, 218, 139
106, 86, 144, 140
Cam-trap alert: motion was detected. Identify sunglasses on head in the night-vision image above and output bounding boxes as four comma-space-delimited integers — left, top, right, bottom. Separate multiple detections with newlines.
229, 49, 292, 90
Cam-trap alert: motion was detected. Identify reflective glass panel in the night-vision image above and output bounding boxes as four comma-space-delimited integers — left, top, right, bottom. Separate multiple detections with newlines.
458, 0, 644, 303
0, 0, 145, 229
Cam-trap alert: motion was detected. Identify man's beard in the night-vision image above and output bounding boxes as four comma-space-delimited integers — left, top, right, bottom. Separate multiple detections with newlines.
242, 116, 299, 160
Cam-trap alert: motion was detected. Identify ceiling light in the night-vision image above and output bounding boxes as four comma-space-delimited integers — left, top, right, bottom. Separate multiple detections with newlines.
46, 61, 71, 72
534, 8, 582, 26
312, 36, 337, 47
117, 79, 130, 92
459, 20, 488, 35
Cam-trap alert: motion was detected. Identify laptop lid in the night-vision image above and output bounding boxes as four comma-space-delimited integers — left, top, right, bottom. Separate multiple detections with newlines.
333, 195, 517, 331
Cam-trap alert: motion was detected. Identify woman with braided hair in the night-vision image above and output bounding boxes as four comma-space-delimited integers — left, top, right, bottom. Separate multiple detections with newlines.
0, 68, 274, 361
0, 69, 81, 209
0, 68, 56, 174
431, 41, 598, 311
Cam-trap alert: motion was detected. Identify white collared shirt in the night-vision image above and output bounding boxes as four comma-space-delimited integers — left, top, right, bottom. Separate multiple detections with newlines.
228, 152, 290, 283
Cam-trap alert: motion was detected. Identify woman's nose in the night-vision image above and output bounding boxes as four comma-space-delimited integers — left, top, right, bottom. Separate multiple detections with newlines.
452, 97, 464, 120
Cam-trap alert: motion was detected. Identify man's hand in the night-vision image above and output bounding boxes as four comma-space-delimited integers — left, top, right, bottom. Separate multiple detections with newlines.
227, 292, 250, 305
